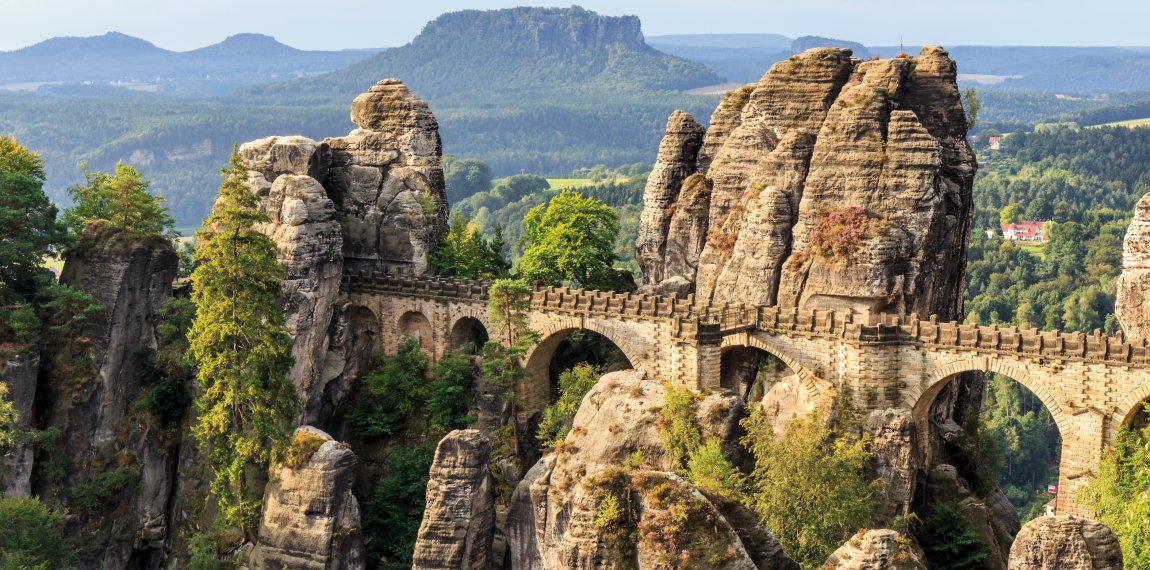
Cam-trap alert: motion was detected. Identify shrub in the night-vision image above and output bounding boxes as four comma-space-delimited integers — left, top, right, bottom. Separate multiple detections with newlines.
913, 502, 990, 570
186, 530, 232, 570
740, 409, 881, 569
536, 362, 600, 449
659, 384, 702, 470
0, 496, 74, 569
72, 465, 140, 515
808, 206, 873, 262
138, 349, 190, 430
346, 338, 427, 439
283, 430, 328, 469
687, 439, 746, 503
426, 347, 476, 433
361, 444, 436, 568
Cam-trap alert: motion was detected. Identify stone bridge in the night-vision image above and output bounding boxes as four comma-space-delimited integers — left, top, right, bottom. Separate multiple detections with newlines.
341, 270, 1150, 516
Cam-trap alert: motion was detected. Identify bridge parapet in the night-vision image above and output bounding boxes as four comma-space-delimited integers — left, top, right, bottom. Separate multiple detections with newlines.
531, 286, 695, 319
343, 270, 490, 302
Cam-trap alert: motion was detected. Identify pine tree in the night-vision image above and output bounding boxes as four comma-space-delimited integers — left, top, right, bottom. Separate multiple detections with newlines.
186, 147, 297, 532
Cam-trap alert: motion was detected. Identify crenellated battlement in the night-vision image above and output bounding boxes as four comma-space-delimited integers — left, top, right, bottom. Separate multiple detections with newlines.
343, 270, 1150, 366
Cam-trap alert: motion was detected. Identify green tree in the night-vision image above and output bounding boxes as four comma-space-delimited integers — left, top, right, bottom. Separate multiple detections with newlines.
41, 281, 104, 354
0, 496, 75, 569
426, 347, 476, 433
963, 87, 981, 130
1080, 417, 1150, 570
0, 138, 67, 302
0, 382, 17, 448
740, 409, 881, 569
519, 190, 620, 289
999, 204, 1022, 227
63, 161, 176, 238
431, 214, 510, 280
186, 148, 298, 532
536, 362, 600, 448
914, 502, 990, 570
443, 156, 493, 203
481, 278, 538, 456
346, 339, 427, 439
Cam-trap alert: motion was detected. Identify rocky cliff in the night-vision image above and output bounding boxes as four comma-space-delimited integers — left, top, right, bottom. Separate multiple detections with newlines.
252, 426, 364, 570
411, 430, 496, 570
638, 47, 974, 321
38, 221, 179, 568
506, 370, 797, 569
0, 353, 38, 497
239, 78, 447, 425
1117, 190, 1150, 338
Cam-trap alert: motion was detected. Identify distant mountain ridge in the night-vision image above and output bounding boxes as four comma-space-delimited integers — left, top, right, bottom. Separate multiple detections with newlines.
0, 32, 376, 94
243, 6, 723, 104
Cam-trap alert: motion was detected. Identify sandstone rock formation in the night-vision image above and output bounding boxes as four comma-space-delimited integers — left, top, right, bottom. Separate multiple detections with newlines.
252, 426, 364, 570
820, 529, 926, 570
0, 353, 38, 496
40, 221, 178, 568
1007, 516, 1123, 570
508, 370, 797, 569
638, 47, 974, 321
412, 429, 496, 570
238, 78, 448, 424
1117, 190, 1150, 339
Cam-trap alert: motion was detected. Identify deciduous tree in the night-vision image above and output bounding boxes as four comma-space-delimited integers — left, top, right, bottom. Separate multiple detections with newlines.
519, 190, 620, 289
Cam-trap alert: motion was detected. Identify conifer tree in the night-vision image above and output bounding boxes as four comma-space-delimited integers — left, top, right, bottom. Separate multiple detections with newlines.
186, 147, 297, 532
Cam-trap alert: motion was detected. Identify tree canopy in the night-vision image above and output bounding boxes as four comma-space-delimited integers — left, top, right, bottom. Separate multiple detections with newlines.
519, 190, 620, 289
186, 148, 297, 532
0, 137, 67, 304
63, 161, 176, 238
430, 213, 510, 280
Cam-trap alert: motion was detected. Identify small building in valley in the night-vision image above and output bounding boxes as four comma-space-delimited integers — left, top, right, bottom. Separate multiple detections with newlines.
1002, 220, 1046, 242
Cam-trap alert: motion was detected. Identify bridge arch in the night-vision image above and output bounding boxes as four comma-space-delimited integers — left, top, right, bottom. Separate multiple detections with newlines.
397, 310, 434, 353
906, 356, 1070, 439
449, 309, 490, 353
719, 333, 826, 406
520, 317, 642, 418
1113, 383, 1150, 440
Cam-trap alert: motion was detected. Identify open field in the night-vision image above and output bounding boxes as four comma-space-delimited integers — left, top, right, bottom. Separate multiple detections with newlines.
545, 178, 596, 189
1096, 117, 1150, 128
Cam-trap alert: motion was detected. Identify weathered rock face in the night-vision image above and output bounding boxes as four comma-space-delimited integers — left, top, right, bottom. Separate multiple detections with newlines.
40, 221, 178, 568
238, 79, 448, 425
0, 353, 38, 497
507, 370, 797, 570
819, 529, 926, 570
1117, 191, 1150, 339
252, 426, 364, 570
1007, 516, 1123, 570
412, 429, 496, 570
638, 47, 974, 320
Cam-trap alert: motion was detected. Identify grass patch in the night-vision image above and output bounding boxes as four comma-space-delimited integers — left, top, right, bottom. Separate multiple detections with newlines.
1096, 117, 1150, 128
1019, 241, 1046, 259
545, 178, 597, 189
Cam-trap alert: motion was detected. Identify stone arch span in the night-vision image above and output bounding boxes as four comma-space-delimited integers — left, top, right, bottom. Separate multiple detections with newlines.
449, 314, 489, 351
520, 317, 645, 418
1113, 382, 1150, 441
906, 355, 1070, 440
719, 332, 827, 407
397, 310, 433, 353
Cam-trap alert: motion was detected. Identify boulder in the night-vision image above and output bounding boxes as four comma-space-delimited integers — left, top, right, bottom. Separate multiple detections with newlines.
1007, 516, 1123, 570
820, 529, 926, 570
412, 429, 496, 570
252, 426, 364, 570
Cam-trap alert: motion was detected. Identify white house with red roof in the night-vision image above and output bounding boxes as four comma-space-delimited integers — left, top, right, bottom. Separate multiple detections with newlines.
1001, 220, 1046, 242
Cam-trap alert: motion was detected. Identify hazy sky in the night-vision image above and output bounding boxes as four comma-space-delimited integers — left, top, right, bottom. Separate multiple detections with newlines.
2, 0, 1147, 51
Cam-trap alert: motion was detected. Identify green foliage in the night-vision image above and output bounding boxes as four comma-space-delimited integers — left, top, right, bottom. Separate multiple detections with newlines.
443, 156, 493, 203
0, 496, 74, 569
487, 279, 534, 347
659, 384, 702, 471
426, 347, 476, 433
346, 338, 427, 439
430, 214, 510, 280
283, 430, 328, 469
0, 137, 67, 302
186, 531, 232, 570
178, 240, 197, 278
594, 493, 625, 530
913, 502, 991, 570
186, 147, 298, 532
0, 302, 41, 349
963, 87, 981, 130
62, 161, 176, 238
1080, 417, 1150, 570
980, 374, 1060, 517
138, 349, 191, 430
740, 409, 881, 569
536, 362, 600, 448
361, 443, 436, 568
519, 190, 621, 288
41, 281, 103, 353
72, 465, 140, 515
0, 382, 17, 448
481, 278, 539, 456
686, 439, 747, 503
